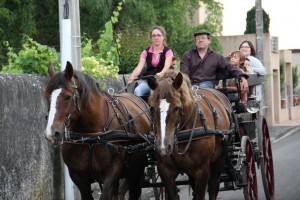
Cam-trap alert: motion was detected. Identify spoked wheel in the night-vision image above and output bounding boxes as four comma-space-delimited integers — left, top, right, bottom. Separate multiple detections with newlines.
241, 136, 258, 200
150, 171, 160, 200
151, 173, 167, 200
147, 165, 167, 200
158, 187, 167, 200
258, 118, 275, 200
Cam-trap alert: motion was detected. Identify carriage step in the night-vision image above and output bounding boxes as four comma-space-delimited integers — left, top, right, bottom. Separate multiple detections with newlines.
235, 183, 247, 187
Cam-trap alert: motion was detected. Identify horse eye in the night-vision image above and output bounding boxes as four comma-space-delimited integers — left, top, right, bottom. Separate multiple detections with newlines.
64, 95, 71, 101
174, 106, 180, 112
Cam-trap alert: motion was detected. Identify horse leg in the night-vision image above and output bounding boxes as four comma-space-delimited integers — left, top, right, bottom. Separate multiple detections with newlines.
68, 170, 94, 200
127, 176, 143, 200
157, 164, 179, 200
99, 165, 123, 200
126, 156, 146, 200
100, 175, 120, 200
188, 175, 196, 191
207, 141, 227, 200
192, 165, 210, 200
116, 179, 129, 200
207, 158, 225, 200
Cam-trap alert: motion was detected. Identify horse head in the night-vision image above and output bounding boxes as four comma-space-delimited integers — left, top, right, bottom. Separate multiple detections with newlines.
148, 72, 184, 156
44, 61, 82, 145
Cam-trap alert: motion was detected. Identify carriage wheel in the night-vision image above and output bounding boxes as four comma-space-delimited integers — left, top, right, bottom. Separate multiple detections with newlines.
151, 172, 161, 200
159, 187, 167, 200
258, 118, 275, 200
241, 136, 258, 200
149, 166, 167, 200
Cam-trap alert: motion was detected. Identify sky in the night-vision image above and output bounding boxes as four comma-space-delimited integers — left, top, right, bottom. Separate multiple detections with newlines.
217, 0, 300, 50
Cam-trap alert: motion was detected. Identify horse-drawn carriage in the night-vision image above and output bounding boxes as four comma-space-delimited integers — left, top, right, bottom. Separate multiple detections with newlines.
140, 70, 274, 200
44, 62, 274, 200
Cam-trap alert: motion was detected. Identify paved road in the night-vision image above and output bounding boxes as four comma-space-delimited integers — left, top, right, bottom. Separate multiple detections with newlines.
86, 125, 300, 200
175, 129, 300, 200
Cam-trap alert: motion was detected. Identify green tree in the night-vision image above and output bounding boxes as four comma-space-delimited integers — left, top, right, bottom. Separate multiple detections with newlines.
0, 0, 59, 67
2, 36, 60, 74
115, 0, 223, 73
244, 6, 270, 34
34, 0, 59, 46
0, 0, 224, 75
80, 0, 111, 41
292, 65, 299, 91
280, 60, 285, 92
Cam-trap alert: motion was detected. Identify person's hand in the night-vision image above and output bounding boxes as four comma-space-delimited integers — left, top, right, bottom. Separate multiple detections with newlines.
239, 77, 248, 93
128, 75, 136, 84
245, 65, 251, 73
155, 72, 164, 80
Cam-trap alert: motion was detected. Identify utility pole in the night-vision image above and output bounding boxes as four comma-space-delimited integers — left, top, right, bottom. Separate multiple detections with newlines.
255, 0, 266, 157
58, 0, 81, 71
58, 0, 82, 199
255, 0, 264, 64
70, 0, 82, 70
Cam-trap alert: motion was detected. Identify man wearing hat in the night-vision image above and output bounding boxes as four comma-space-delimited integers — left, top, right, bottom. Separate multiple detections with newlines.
180, 30, 248, 91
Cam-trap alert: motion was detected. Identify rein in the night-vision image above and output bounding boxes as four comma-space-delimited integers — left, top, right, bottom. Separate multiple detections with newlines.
119, 75, 156, 93
174, 89, 232, 154
175, 102, 199, 155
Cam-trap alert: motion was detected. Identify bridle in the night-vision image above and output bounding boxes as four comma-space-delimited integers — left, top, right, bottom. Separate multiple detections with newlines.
63, 79, 81, 142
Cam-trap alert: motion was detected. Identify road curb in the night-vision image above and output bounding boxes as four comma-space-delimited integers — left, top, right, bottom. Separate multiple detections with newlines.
272, 126, 300, 143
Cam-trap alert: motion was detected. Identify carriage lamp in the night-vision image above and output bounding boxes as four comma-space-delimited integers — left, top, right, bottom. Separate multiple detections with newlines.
246, 100, 260, 113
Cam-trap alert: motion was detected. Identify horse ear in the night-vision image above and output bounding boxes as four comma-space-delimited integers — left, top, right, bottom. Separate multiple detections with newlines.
172, 73, 183, 90
65, 61, 74, 81
48, 62, 56, 78
147, 77, 158, 90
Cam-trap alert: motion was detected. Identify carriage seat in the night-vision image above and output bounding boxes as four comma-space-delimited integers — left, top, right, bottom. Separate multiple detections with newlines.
215, 69, 247, 113
216, 71, 264, 113
215, 69, 240, 103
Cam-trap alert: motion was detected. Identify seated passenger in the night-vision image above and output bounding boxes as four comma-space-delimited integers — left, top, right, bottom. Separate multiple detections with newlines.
243, 57, 251, 74
227, 50, 248, 105
128, 26, 174, 97
243, 58, 255, 98
239, 40, 266, 101
180, 30, 248, 91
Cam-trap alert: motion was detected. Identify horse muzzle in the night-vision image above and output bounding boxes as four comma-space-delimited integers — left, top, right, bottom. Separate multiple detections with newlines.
44, 129, 64, 145
157, 144, 173, 156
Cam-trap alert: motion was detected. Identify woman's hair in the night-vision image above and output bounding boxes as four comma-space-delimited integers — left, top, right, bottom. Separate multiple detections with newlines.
230, 50, 246, 70
150, 25, 167, 45
239, 40, 256, 56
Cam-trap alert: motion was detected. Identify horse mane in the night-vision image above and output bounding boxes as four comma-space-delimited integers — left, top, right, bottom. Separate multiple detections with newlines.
45, 70, 102, 110
163, 70, 195, 107
149, 70, 195, 108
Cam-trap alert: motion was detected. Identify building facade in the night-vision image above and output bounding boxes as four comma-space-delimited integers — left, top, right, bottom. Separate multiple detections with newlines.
219, 34, 300, 126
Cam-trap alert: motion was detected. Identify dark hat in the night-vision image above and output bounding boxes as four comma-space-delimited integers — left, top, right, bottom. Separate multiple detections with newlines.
193, 30, 211, 37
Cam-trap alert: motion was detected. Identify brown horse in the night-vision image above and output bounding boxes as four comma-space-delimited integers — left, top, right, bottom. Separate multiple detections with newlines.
148, 70, 233, 200
44, 61, 152, 200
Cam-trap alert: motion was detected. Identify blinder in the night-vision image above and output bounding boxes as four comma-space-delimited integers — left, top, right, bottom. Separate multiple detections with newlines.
71, 80, 81, 112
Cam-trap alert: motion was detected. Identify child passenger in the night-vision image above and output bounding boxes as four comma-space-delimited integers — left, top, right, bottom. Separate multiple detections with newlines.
228, 51, 248, 105
243, 57, 251, 74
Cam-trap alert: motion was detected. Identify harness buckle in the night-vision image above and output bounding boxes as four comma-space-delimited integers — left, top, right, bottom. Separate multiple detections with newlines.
64, 126, 69, 141
126, 145, 133, 153
111, 98, 119, 106
107, 88, 115, 95
175, 136, 179, 151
